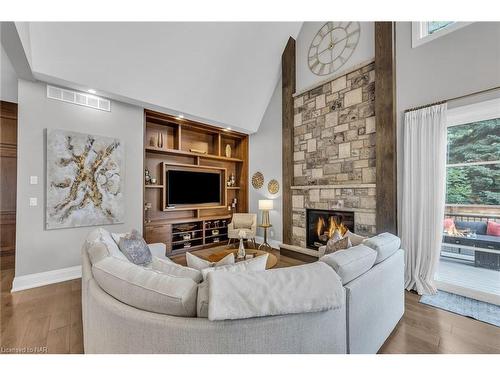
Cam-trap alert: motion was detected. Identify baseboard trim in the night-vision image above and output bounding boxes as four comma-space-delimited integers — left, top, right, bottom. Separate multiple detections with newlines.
11, 265, 82, 292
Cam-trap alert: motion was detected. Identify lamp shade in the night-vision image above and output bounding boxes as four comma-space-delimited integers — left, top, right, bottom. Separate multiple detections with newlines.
258, 199, 273, 210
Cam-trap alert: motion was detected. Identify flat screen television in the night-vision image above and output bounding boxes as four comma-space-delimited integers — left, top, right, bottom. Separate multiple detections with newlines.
166, 170, 221, 206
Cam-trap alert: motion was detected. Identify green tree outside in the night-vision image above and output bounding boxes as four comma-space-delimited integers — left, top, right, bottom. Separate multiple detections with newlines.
446, 119, 500, 205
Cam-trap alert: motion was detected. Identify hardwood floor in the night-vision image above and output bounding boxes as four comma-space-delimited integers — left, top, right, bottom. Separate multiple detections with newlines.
1, 247, 498, 354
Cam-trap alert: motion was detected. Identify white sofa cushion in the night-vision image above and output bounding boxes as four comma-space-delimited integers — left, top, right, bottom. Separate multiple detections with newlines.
200, 254, 268, 281
207, 262, 344, 321
86, 228, 128, 264
197, 281, 210, 318
320, 245, 377, 285
186, 251, 234, 270
152, 256, 203, 283
196, 255, 269, 318
92, 256, 198, 317
363, 232, 401, 264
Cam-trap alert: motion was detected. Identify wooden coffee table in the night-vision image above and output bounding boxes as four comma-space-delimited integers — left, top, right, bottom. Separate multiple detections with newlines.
206, 249, 278, 269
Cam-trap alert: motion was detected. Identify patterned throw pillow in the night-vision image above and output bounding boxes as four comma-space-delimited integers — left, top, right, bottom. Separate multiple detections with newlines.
324, 236, 352, 255
117, 229, 152, 266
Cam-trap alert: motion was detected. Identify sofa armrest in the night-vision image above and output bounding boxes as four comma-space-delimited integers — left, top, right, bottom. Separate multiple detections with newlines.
148, 243, 167, 259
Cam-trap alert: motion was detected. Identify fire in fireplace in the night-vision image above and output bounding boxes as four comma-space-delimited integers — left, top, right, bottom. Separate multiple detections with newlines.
306, 209, 355, 250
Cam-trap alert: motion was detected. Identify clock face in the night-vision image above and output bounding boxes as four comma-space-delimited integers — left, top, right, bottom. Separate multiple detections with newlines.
308, 22, 361, 76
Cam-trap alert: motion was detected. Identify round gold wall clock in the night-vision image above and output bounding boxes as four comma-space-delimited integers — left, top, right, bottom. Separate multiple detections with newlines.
308, 21, 360, 76
268, 179, 280, 195
251, 172, 264, 189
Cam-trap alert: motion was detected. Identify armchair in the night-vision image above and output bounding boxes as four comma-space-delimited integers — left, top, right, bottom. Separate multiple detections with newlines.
227, 213, 257, 248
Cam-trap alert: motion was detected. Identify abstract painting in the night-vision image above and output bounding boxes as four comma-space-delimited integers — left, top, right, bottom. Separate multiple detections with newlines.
46, 129, 124, 229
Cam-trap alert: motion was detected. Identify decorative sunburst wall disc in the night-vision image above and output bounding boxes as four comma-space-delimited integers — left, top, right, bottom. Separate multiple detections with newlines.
251, 172, 264, 189
268, 179, 280, 194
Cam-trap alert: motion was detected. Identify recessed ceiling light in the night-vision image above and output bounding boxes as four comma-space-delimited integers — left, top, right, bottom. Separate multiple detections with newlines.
87, 89, 96, 94
177, 114, 184, 119
225, 127, 232, 131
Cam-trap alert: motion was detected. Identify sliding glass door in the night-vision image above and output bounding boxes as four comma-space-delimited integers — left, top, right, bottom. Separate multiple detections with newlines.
436, 99, 500, 305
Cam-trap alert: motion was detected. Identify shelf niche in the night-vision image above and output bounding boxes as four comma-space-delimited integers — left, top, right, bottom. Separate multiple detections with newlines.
143, 109, 249, 256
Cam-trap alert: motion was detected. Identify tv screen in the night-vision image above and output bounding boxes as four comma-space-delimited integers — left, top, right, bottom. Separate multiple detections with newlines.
166, 170, 221, 206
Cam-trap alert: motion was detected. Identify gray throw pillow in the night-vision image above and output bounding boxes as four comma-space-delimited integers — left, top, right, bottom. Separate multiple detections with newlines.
118, 229, 152, 266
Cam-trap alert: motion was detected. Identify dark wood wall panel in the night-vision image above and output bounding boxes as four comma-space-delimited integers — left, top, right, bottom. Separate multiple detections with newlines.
282, 37, 296, 245
0, 101, 18, 270
375, 22, 398, 234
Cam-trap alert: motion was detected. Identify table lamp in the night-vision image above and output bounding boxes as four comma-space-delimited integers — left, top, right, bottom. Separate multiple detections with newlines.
258, 199, 273, 226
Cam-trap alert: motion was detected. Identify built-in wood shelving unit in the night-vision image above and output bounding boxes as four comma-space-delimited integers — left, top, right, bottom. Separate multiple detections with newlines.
143, 109, 248, 256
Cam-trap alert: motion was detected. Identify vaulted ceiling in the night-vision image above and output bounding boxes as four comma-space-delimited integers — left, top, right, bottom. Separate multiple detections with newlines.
21, 22, 302, 133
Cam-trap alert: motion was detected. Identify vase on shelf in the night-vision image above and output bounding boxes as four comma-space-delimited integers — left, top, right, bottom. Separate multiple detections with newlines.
157, 132, 164, 149
225, 144, 232, 158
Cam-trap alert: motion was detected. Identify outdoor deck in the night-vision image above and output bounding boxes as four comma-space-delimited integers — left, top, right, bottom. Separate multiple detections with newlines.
436, 257, 500, 304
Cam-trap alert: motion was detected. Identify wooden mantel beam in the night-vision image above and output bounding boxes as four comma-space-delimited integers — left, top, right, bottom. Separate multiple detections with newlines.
282, 37, 296, 245
375, 22, 398, 234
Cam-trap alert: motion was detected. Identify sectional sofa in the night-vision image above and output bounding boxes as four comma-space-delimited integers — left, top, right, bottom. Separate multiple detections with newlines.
81, 229, 404, 354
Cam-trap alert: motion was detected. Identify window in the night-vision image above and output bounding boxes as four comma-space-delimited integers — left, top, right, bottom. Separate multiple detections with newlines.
446, 99, 500, 206
412, 22, 472, 48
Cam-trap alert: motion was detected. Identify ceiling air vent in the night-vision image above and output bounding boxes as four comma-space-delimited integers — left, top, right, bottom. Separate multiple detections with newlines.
46, 85, 111, 112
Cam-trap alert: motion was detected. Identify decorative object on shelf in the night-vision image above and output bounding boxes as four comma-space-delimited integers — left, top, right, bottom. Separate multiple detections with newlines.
212, 229, 219, 236
190, 148, 207, 154
308, 21, 360, 76
144, 202, 152, 223
184, 242, 192, 248
237, 230, 247, 259
225, 144, 232, 158
251, 171, 264, 189
144, 169, 151, 184
222, 220, 227, 227
213, 238, 220, 243
182, 234, 192, 241
268, 179, 280, 194
177, 223, 197, 232
227, 173, 236, 187
214, 220, 221, 228
231, 198, 237, 210
258, 199, 273, 226
157, 132, 164, 149
206, 221, 212, 229
46, 129, 124, 229
150, 178, 157, 185
149, 135, 157, 147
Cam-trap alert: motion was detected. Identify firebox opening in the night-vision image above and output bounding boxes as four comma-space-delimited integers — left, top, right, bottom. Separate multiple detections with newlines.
306, 209, 355, 250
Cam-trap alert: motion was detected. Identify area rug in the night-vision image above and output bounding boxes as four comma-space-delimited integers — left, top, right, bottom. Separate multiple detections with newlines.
420, 291, 500, 327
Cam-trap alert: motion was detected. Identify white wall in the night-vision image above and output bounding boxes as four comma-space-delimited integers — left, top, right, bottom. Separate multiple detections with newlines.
1, 44, 18, 102
249, 79, 282, 245
16, 79, 143, 277
296, 22, 374, 93
395, 21, 500, 231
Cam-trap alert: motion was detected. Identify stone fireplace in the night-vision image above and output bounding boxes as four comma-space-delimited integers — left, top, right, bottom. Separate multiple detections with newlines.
286, 60, 377, 254
306, 209, 354, 250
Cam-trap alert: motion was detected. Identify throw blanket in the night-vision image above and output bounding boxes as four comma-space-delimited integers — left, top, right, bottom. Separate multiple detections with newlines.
208, 262, 344, 321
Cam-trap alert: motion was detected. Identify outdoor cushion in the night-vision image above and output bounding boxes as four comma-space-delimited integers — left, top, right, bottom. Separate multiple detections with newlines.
364, 232, 401, 264
486, 221, 500, 236
455, 221, 487, 235
320, 244, 377, 285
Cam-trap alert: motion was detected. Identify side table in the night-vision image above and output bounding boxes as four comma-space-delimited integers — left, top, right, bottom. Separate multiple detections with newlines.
258, 224, 273, 250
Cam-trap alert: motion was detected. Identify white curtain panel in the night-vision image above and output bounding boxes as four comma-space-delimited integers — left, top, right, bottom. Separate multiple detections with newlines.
401, 103, 447, 295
